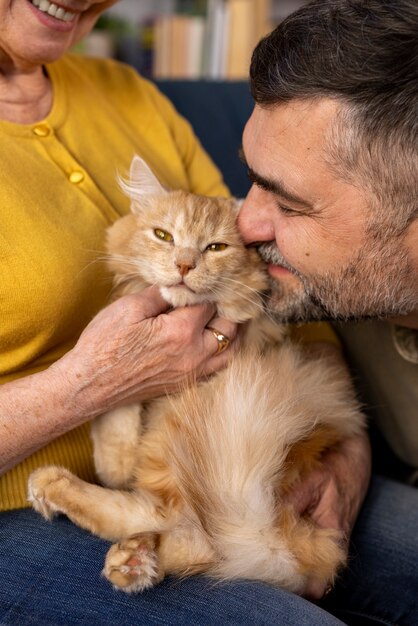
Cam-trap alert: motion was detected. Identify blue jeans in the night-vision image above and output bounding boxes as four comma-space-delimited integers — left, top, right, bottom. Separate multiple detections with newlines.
1, 476, 417, 626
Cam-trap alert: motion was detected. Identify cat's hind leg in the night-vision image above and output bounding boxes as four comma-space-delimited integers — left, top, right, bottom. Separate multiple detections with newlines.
103, 523, 215, 593
28, 465, 169, 542
103, 532, 163, 593
91, 404, 142, 488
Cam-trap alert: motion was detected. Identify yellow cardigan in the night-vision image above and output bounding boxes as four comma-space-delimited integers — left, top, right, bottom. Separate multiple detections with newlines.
0, 54, 228, 510
0, 55, 337, 510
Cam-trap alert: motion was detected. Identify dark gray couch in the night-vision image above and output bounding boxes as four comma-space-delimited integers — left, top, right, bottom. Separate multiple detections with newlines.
155, 80, 254, 197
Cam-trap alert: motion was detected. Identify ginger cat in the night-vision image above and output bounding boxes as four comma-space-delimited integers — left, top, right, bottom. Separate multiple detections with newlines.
28, 156, 365, 595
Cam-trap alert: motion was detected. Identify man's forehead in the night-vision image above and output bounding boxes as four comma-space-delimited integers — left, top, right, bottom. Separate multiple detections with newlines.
245, 98, 341, 150
242, 99, 340, 187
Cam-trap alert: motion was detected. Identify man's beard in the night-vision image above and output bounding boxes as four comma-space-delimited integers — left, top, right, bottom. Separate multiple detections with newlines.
258, 236, 417, 324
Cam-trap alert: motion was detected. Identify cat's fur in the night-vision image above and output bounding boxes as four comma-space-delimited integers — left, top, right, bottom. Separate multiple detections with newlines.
28, 156, 365, 595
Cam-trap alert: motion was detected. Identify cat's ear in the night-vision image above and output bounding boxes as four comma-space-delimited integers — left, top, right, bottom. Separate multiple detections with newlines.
129, 155, 168, 197
233, 198, 244, 213
119, 155, 168, 211
223, 197, 243, 218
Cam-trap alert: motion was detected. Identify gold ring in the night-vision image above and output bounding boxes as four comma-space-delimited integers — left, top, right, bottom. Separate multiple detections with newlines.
206, 326, 230, 354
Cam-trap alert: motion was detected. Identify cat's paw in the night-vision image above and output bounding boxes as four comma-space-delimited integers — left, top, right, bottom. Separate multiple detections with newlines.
27, 465, 72, 520
103, 533, 162, 593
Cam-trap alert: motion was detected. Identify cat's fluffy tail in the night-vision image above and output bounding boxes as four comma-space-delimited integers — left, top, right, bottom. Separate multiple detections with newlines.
167, 344, 363, 591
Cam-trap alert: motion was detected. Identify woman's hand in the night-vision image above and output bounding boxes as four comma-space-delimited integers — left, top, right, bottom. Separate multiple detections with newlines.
58, 285, 239, 415
0, 286, 238, 473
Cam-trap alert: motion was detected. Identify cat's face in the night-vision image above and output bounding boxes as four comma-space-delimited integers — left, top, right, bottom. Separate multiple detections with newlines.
106, 157, 268, 322
137, 192, 253, 299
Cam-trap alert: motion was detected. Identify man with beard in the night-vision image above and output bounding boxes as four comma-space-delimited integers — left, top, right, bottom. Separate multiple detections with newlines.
238, 0, 418, 622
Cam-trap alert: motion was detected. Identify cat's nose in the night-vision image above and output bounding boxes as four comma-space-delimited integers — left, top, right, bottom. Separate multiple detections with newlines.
177, 263, 195, 277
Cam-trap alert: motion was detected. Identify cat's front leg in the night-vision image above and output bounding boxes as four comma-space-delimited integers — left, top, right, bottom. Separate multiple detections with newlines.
103, 532, 164, 593
91, 403, 142, 488
28, 465, 77, 520
28, 465, 168, 542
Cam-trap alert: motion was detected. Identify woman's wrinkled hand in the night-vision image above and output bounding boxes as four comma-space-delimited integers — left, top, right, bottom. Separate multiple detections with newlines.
59, 286, 239, 416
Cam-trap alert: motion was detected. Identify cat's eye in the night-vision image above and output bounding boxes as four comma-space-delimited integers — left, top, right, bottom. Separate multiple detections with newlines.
154, 228, 173, 242
205, 243, 228, 252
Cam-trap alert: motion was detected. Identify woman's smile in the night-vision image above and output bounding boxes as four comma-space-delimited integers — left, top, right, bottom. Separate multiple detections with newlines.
26, 0, 78, 32
29, 0, 76, 22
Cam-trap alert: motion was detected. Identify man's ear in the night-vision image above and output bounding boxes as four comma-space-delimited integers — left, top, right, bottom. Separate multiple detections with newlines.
119, 155, 168, 211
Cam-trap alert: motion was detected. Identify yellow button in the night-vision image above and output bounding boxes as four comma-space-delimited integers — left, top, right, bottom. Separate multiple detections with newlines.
68, 171, 85, 184
32, 124, 51, 137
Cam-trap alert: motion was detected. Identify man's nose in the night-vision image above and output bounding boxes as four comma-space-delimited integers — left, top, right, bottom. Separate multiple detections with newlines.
237, 185, 276, 245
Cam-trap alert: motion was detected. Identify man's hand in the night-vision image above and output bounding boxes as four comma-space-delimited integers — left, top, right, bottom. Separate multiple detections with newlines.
284, 433, 371, 599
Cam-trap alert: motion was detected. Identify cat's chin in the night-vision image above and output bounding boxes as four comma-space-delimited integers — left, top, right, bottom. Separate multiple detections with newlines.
159, 286, 212, 308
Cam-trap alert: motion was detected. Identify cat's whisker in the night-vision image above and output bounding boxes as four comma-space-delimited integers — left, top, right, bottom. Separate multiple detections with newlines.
217, 275, 267, 296
81, 248, 109, 261
77, 257, 104, 277
217, 278, 273, 309
75, 248, 110, 275
205, 279, 253, 298
100, 254, 143, 269
207, 283, 267, 315
205, 283, 259, 306
112, 272, 144, 288
77, 255, 143, 287
214, 278, 268, 307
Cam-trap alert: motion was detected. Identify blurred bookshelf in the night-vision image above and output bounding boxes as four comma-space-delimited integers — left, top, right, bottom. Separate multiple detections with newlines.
76, 0, 308, 80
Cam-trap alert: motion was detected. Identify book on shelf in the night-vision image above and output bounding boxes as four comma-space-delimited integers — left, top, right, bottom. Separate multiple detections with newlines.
152, 0, 272, 80
226, 0, 254, 80
202, 0, 229, 79
154, 14, 206, 79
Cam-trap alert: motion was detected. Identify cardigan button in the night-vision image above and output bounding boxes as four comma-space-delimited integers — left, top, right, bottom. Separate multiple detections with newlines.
32, 123, 51, 137
68, 170, 85, 184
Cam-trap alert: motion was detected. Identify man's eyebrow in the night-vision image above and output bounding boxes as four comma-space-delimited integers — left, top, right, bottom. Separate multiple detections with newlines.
239, 148, 314, 209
